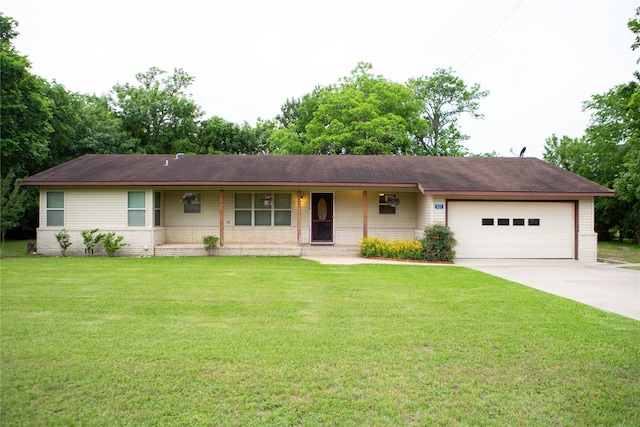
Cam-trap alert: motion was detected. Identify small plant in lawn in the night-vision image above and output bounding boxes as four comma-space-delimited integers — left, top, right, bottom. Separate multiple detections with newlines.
101, 232, 127, 256
202, 235, 220, 255
420, 224, 456, 261
55, 228, 71, 256
80, 228, 104, 255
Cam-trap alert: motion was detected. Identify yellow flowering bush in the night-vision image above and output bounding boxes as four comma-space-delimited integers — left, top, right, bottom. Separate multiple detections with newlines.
359, 237, 424, 260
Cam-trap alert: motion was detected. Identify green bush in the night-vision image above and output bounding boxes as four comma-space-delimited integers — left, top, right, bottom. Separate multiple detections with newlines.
203, 235, 220, 255
80, 228, 104, 255
55, 229, 71, 256
419, 225, 456, 261
101, 232, 127, 257
359, 237, 423, 260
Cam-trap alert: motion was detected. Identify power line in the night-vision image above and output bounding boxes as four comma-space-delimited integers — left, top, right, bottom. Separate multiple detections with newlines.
457, 0, 526, 71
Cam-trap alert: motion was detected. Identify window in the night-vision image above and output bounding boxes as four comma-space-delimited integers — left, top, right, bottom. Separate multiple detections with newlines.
46, 191, 64, 226
154, 192, 161, 226
528, 218, 540, 226
497, 218, 510, 226
482, 218, 494, 226
234, 192, 292, 226
128, 191, 146, 226
274, 193, 292, 226
183, 193, 201, 213
378, 194, 397, 214
513, 218, 525, 226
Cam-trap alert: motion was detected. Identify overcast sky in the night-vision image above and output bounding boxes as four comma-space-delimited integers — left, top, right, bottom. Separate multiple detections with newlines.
3, 0, 638, 158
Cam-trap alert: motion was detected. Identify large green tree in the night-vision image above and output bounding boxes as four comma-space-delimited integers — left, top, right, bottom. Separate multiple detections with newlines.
269, 63, 421, 155
0, 15, 53, 177
110, 67, 203, 153
198, 116, 271, 154
544, 82, 639, 241
407, 68, 489, 156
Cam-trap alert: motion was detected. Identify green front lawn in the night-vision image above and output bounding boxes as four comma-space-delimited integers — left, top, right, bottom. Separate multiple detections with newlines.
2, 257, 639, 426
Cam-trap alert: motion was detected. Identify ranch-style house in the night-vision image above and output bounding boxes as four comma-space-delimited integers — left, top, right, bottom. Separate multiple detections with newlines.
22, 154, 613, 261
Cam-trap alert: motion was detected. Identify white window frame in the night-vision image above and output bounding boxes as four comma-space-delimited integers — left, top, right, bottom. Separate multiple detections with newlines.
234, 192, 292, 226
378, 193, 398, 215
46, 191, 65, 226
127, 191, 146, 226
183, 192, 202, 214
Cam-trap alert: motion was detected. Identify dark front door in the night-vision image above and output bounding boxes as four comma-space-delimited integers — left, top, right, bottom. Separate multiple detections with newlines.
311, 193, 333, 243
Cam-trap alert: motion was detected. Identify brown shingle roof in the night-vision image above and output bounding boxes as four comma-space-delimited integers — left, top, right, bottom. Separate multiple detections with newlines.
22, 154, 613, 196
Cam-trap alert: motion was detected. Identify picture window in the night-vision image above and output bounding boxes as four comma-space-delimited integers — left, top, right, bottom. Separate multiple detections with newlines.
234, 192, 292, 226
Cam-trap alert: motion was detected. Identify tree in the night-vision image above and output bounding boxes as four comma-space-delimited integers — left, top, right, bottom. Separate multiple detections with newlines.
270, 63, 420, 155
0, 170, 27, 248
0, 15, 53, 178
198, 116, 268, 154
407, 68, 489, 156
110, 67, 203, 153
544, 82, 640, 241
76, 94, 140, 154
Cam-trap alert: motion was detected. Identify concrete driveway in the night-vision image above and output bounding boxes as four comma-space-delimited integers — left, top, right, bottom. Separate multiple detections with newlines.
454, 259, 640, 321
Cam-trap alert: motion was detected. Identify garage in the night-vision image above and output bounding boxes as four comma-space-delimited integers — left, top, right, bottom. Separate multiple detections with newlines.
447, 201, 575, 259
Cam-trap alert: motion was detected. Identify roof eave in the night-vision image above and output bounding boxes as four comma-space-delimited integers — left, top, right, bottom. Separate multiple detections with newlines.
422, 190, 615, 197
21, 181, 422, 188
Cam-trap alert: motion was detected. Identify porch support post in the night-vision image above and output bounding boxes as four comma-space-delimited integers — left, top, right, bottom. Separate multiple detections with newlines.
219, 189, 224, 246
363, 190, 368, 238
297, 190, 302, 245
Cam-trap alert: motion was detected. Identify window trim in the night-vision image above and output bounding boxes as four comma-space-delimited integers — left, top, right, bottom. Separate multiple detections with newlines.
127, 191, 146, 227
46, 191, 65, 226
234, 192, 292, 226
378, 193, 397, 215
183, 192, 202, 214
154, 192, 161, 226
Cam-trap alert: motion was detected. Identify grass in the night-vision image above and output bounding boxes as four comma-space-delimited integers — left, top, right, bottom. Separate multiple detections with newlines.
598, 240, 640, 270
2, 257, 639, 426
0, 239, 36, 258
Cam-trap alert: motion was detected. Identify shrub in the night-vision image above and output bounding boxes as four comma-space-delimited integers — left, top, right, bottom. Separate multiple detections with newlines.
203, 235, 220, 255
420, 224, 457, 261
80, 228, 104, 255
55, 228, 71, 256
101, 232, 127, 257
359, 237, 423, 260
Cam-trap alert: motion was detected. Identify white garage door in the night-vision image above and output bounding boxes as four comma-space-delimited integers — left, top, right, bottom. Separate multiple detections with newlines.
448, 201, 575, 259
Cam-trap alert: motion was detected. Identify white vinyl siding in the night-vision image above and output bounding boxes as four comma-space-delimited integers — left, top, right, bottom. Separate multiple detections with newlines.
367, 191, 416, 230
164, 190, 219, 227
65, 189, 127, 227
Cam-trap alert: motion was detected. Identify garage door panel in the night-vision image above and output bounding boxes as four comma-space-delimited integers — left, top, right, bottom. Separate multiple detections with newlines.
448, 202, 574, 259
